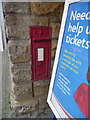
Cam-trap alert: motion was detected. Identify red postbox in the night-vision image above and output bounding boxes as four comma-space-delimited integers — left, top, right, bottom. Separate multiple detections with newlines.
30, 26, 52, 81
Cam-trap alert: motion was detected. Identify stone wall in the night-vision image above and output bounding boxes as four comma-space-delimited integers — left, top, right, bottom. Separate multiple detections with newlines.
3, 2, 64, 117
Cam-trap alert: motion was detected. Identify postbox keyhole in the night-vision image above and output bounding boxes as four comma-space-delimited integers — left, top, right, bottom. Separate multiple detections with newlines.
38, 62, 42, 66
36, 73, 40, 75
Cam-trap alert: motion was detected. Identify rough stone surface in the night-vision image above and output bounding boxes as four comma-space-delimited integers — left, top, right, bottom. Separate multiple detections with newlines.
9, 52, 30, 64
50, 23, 60, 39
6, 16, 48, 39
5, 15, 48, 27
34, 85, 49, 97
37, 93, 48, 109
13, 98, 39, 115
52, 3, 64, 17
8, 40, 30, 64
58, 3, 64, 21
50, 16, 60, 23
52, 49, 56, 59
33, 80, 50, 88
49, 3, 64, 23
3, 3, 31, 14
52, 39, 58, 49
11, 106, 52, 118
38, 93, 47, 105
39, 102, 49, 110
30, 108, 45, 118
8, 40, 30, 54
51, 60, 54, 70
37, 107, 52, 118
6, 26, 30, 40
12, 83, 32, 101
12, 73, 31, 84
31, 2, 60, 14
11, 62, 31, 76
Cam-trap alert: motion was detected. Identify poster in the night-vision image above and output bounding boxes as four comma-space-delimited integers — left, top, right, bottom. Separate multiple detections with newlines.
48, 0, 90, 119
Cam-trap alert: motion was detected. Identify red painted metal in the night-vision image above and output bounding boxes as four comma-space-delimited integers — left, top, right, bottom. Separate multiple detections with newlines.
30, 26, 52, 81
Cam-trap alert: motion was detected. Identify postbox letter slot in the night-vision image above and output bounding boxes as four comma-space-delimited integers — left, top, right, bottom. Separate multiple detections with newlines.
38, 48, 44, 61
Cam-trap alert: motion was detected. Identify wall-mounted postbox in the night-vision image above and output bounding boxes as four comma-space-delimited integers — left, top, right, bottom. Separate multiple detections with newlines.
30, 26, 52, 81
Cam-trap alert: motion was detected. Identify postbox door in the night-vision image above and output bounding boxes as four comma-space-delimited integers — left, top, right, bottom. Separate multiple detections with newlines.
30, 26, 52, 81
32, 41, 50, 81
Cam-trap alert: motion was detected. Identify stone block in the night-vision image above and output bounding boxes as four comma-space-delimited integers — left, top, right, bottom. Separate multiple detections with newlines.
9, 52, 30, 64
12, 73, 31, 84
50, 16, 60, 23
38, 96, 48, 109
33, 80, 50, 88
30, 108, 44, 118
34, 86, 49, 97
11, 62, 31, 76
5, 15, 48, 27
51, 60, 54, 70
8, 41, 30, 64
50, 23, 60, 39
11, 63, 31, 84
6, 26, 30, 39
3, 3, 31, 14
59, 3, 64, 21
52, 3, 63, 17
35, 93, 49, 109
37, 93, 48, 105
29, 16, 48, 26
51, 49, 56, 59
39, 102, 48, 109
13, 98, 39, 114
50, 5, 64, 30
44, 107, 52, 116
49, 3, 64, 22
31, 2, 60, 14
6, 16, 48, 39
12, 83, 32, 101
52, 39, 58, 49
8, 40, 30, 54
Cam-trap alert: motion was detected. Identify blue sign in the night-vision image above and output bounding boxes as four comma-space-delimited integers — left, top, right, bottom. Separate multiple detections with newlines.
51, 1, 90, 118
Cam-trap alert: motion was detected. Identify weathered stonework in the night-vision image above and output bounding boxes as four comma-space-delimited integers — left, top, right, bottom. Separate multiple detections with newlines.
50, 16, 61, 23
3, 3, 31, 14
12, 73, 31, 84
5, 16, 48, 39
3, 2, 64, 118
11, 62, 31, 76
12, 83, 32, 101
8, 40, 30, 64
52, 39, 58, 49
52, 49, 56, 59
33, 80, 50, 88
50, 23, 60, 39
9, 51, 30, 64
31, 3, 61, 14
6, 27, 29, 40
13, 98, 39, 115
5, 15, 49, 27
51, 60, 55, 70
37, 94, 48, 106
34, 85, 49, 97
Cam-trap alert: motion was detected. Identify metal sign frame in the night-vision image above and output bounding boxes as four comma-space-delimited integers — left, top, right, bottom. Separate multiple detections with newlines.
47, 0, 86, 118
0, 0, 6, 51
